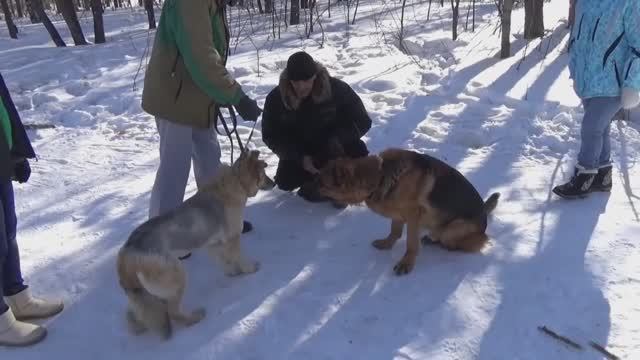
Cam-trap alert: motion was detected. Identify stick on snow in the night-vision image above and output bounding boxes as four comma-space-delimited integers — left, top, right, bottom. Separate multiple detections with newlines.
589, 341, 620, 360
537, 326, 583, 350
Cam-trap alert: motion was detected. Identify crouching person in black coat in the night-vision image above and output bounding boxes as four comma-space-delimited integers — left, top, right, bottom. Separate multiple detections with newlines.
261, 52, 372, 205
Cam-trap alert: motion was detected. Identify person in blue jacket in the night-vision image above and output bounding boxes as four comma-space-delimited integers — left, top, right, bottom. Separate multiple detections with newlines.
553, 0, 640, 199
0, 73, 63, 347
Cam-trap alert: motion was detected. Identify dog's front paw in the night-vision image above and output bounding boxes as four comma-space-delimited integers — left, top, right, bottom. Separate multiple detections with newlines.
240, 260, 260, 274
393, 256, 415, 275
372, 238, 394, 250
185, 308, 206, 326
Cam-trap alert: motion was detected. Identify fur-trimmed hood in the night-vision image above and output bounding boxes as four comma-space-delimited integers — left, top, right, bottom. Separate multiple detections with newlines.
279, 62, 332, 110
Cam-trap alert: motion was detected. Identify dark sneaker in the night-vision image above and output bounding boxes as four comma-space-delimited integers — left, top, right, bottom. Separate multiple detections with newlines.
553, 167, 596, 199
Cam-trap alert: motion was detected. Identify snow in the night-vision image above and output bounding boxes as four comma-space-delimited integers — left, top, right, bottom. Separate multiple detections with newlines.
1, 1, 640, 359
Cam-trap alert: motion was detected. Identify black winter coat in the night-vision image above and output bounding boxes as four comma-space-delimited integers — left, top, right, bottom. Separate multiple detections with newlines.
261, 65, 372, 164
0, 72, 36, 183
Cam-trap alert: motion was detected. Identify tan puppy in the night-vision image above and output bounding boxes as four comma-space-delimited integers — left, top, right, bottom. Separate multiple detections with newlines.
116, 150, 274, 339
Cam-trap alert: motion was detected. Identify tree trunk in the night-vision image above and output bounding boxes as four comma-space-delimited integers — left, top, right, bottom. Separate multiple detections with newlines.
144, 0, 155, 29
290, 0, 299, 25
15, 0, 23, 18
265, 0, 272, 13
26, 0, 39, 22
524, 0, 544, 39
91, 0, 105, 43
500, 0, 514, 58
300, 0, 307, 9
1, 0, 18, 38
31, 0, 66, 46
450, 0, 460, 41
59, 0, 88, 45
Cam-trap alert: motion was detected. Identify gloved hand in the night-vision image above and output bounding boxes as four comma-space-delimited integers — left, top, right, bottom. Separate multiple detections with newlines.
621, 87, 640, 109
235, 93, 262, 122
12, 159, 31, 183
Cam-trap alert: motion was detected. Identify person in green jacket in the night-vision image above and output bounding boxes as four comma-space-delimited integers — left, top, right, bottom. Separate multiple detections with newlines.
141, 0, 262, 259
0, 72, 64, 347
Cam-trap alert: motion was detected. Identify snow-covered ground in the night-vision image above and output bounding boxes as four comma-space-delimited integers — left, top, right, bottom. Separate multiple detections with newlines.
1, 1, 639, 359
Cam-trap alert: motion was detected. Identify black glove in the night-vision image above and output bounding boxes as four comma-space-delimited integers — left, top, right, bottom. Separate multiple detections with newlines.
235, 94, 262, 122
13, 159, 31, 183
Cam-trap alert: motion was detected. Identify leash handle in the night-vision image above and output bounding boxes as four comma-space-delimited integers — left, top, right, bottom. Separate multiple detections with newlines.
215, 105, 261, 163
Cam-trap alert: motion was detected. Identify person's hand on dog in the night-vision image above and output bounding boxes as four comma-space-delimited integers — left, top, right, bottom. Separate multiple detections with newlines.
235, 93, 262, 121
13, 159, 31, 183
303, 156, 319, 174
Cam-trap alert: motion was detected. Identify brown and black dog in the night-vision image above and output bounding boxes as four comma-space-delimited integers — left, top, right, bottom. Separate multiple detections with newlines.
315, 148, 500, 275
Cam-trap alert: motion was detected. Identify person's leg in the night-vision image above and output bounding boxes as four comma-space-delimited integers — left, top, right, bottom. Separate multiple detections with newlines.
148, 118, 193, 219
191, 126, 222, 189
274, 159, 312, 192
190, 126, 253, 233
577, 97, 621, 170
553, 96, 621, 199
0, 182, 25, 301
0, 181, 49, 347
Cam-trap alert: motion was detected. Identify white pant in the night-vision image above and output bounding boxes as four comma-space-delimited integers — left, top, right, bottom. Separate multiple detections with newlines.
148, 117, 222, 219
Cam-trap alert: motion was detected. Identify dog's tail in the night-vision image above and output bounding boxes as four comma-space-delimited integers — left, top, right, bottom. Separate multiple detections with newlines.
482, 192, 500, 215
117, 250, 182, 339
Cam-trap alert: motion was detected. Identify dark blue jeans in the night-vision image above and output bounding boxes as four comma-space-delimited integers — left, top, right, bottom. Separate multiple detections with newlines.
0, 181, 27, 315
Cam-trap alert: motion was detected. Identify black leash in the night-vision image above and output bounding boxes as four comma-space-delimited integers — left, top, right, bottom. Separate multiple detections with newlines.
215, 106, 259, 163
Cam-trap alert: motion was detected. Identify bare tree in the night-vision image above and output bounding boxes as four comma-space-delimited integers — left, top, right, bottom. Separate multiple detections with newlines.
91, 0, 105, 43
265, 0, 272, 13
450, 0, 461, 40
500, 0, 514, 58
144, 0, 156, 29
399, 0, 408, 52
14, 0, 23, 18
59, 0, 89, 45
524, 0, 544, 39
31, 0, 66, 46
1, 0, 18, 38
290, 0, 299, 25
25, 0, 39, 23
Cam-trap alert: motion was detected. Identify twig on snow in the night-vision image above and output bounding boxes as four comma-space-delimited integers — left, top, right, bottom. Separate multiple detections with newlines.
589, 341, 620, 360
537, 326, 583, 350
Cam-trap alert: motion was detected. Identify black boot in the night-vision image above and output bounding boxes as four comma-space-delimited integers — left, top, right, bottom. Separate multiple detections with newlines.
553, 167, 596, 199
297, 182, 331, 203
242, 220, 253, 233
591, 164, 612, 192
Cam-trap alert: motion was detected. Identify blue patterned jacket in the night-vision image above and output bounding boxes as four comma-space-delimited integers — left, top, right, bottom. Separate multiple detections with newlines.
569, 0, 640, 99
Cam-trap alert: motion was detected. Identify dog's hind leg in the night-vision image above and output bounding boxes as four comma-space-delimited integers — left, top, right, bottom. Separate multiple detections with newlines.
126, 308, 147, 335
372, 220, 404, 250
438, 219, 488, 252
164, 264, 206, 327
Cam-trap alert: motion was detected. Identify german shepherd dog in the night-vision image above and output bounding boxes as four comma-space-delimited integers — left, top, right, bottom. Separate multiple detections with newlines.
315, 148, 500, 275
116, 150, 274, 339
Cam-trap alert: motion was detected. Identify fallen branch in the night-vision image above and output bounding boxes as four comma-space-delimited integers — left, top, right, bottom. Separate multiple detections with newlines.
589, 341, 620, 360
24, 123, 56, 130
537, 326, 583, 350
